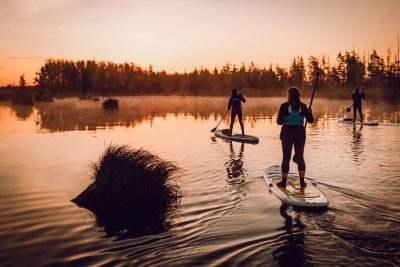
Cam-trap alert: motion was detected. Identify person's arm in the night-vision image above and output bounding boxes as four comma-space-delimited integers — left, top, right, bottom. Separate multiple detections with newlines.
277, 104, 285, 125
227, 98, 232, 110
302, 103, 314, 123
239, 93, 246, 103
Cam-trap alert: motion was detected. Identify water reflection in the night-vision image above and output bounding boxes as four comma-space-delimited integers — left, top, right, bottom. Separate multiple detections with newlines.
273, 205, 306, 266
0, 96, 399, 266
10, 104, 34, 120
351, 125, 364, 164
213, 137, 250, 202
3, 96, 399, 133
225, 142, 246, 184
88, 205, 179, 240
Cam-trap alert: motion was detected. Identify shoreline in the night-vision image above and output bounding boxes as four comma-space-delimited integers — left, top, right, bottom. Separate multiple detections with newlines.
1, 85, 398, 104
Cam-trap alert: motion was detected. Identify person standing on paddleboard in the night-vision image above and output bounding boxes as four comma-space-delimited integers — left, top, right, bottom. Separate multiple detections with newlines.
352, 88, 365, 122
276, 87, 314, 188
228, 89, 246, 136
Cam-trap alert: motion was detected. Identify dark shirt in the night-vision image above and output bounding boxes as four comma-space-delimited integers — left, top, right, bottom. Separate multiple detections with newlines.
228, 94, 246, 113
277, 102, 314, 126
277, 102, 314, 139
352, 92, 365, 107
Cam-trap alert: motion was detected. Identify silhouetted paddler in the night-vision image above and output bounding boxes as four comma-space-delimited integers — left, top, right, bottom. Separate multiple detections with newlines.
227, 89, 246, 135
277, 87, 314, 188
352, 88, 365, 122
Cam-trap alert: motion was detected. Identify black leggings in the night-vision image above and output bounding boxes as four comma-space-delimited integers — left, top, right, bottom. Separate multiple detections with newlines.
353, 105, 363, 121
230, 112, 243, 125
230, 111, 244, 134
281, 134, 306, 173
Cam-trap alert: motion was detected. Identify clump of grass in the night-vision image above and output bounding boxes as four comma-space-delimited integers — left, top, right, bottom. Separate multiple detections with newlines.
103, 98, 119, 109
72, 144, 182, 214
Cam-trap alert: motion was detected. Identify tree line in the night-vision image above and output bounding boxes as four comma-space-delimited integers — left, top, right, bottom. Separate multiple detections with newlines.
33, 49, 400, 96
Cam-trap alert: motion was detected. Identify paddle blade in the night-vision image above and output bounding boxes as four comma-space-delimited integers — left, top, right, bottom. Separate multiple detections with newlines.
210, 127, 217, 133
346, 107, 351, 112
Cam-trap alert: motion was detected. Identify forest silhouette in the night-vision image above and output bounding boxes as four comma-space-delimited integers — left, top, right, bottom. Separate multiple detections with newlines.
4, 49, 400, 99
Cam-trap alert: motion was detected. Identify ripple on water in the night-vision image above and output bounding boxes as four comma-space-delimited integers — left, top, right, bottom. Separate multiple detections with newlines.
0, 97, 399, 266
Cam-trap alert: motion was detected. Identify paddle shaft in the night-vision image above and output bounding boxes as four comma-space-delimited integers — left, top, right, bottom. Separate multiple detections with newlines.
293, 72, 320, 164
212, 109, 229, 132
304, 73, 320, 128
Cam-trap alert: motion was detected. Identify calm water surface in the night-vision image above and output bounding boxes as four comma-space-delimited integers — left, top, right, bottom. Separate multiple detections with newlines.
0, 96, 399, 266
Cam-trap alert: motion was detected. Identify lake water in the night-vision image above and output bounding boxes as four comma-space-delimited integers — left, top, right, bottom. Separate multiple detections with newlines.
0, 96, 399, 266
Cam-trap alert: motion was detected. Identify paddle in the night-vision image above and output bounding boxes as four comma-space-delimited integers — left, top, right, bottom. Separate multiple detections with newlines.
211, 109, 229, 132
293, 71, 321, 163
305, 71, 321, 126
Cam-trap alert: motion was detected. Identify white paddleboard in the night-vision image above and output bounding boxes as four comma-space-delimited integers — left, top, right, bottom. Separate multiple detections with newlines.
264, 165, 328, 208
338, 118, 378, 126
214, 129, 259, 144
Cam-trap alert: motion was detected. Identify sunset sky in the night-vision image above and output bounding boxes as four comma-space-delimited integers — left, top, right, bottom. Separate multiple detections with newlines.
1, 0, 399, 85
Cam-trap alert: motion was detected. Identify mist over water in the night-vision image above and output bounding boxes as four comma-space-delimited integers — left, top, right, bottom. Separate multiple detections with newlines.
0, 96, 399, 266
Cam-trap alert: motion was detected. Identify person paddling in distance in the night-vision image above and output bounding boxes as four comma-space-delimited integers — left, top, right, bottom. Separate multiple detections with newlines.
352, 87, 365, 122
227, 89, 246, 136
276, 87, 314, 188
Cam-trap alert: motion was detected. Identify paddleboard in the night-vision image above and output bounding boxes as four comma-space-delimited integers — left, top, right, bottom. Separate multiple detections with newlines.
214, 129, 259, 144
338, 118, 378, 126
264, 165, 328, 208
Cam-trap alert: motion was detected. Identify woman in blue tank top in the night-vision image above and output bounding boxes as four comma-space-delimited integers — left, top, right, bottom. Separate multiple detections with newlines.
276, 87, 314, 187
227, 89, 246, 135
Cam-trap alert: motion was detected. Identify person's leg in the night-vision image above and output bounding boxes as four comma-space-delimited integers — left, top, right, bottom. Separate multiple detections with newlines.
353, 105, 357, 122
294, 136, 306, 187
238, 112, 244, 135
229, 112, 236, 135
278, 137, 293, 187
278, 172, 288, 188
358, 106, 363, 122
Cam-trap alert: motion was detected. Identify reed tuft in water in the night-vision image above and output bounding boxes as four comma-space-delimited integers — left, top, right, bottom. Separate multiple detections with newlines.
102, 98, 119, 109
72, 144, 182, 213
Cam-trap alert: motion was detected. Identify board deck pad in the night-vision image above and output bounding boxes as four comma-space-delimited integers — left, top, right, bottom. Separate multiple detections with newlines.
272, 177, 320, 198
214, 129, 259, 144
264, 165, 328, 207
